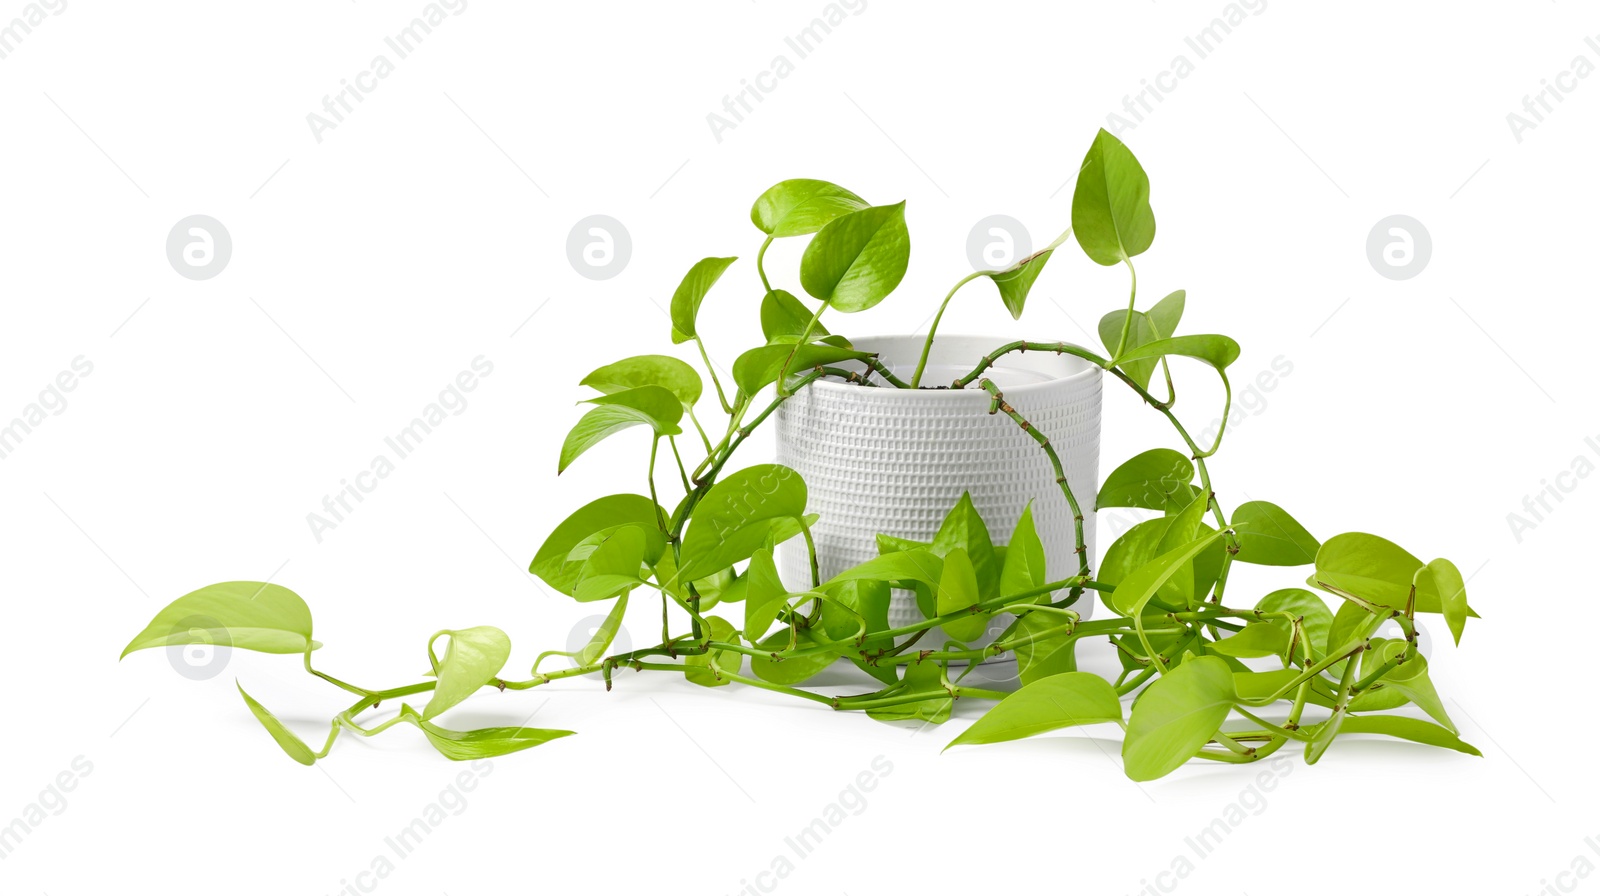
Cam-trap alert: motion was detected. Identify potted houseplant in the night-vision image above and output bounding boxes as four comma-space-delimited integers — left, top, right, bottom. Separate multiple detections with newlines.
119, 129, 1482, 781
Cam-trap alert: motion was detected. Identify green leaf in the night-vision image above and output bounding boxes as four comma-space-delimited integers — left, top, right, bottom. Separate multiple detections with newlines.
760, 289, 833, 343
1097, 290, 1185, 388
1325, 600, 1378, 679
799, 202, 910, 312
1096, 449, 1196, 510
1116, 334, 1241, 371
237, 682, 317, 766
936, 548, 986, 643
1313, 532, 1422, 611
580, 355, 703, 408
1208, 622, 1291, 659
686, 616, 742, 687
1122, 656, 1235, 781
669, 256, 737, 344
679, 464, 808, 581
1338, 715, 1481, 757
559, 386, 683, 473
1110, 530, 1226, 617
1232, 501, 1320, 567
573, 527, 648, 602
944, 672, 1121, 751
750, 627, 836, 685
574, 594, 629, 666
750, 179, 869, 237
1416, 558, 1470, 645
931, 493, 1000, 600
742, 548, 791, 641
412, 713, 574, 761
985, 249, 1053, 320
999, 501, 1047, 597
823, 549, 944, 593
530, 495, 665, 596
1364, 639, 1456, 733
423, 626, 512, 720
1154, 489, 1210, 605
732, 342, 873, 395
122, 582, 315, 659
1071, 128, 1156, 266
866, 661, 952, 723
1256, 588, 1333, 665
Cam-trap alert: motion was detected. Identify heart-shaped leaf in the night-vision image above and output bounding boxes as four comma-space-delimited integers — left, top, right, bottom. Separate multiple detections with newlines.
1256, 588, 1333, 665
945, 672, 1121, 751
1337, 715, 1480, 757
1072, 128, 1156, 266
750, 179, 868, 237
985, 248, 1054, 320
1122, 656, 1235, 781
936, 548, 986, 643
760, 289, 834, 343
678, 464, 808, 581
122, 582, 315, 659
999, 501, 1047, 597
573, 527, 648, 603
559, 386, 684, 473
530, 495, 666, 596
1415, 558, 1470, 645
238, 682, 317, 766
1097, 449, 1197, 511
685, 616, 742, 687
574, 594, 630, 666
580, 355, 703, 408
424, 626, 512, 720
1111, 530, 1226, 617
1232, 501, 1320, 567
670, 256, 737, 344
742, 548, 791, 641
1097, 290, 1185, 388
732, 343, 873, 395
799, 202, 910, 312
1208, 622, 1291, 659
1116, 334, 1240, 370
412, 712, 574, 761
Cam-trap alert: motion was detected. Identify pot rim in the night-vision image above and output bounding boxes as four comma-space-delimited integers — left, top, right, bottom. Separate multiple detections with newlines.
799, 333, 1102, 396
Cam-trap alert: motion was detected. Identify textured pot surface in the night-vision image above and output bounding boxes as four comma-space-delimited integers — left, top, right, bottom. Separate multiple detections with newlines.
774, 335, 1103, 632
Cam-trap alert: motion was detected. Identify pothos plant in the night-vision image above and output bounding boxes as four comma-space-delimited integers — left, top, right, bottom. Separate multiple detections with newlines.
121, 129, 1480, 781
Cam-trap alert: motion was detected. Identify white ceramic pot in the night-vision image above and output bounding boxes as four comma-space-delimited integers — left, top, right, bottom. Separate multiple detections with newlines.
774, 335, 1103, 641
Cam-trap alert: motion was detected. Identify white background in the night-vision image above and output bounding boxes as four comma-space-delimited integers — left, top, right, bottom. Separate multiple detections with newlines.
2, 1, 1593, 893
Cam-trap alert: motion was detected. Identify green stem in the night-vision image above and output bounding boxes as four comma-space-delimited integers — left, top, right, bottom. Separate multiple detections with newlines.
756, 235, 774, 293
910, 270, 986, 388
977, 378, 1090, 603
1111, 258, 1138, 360
695, 336, 732, 414
776, 301, 828, 397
